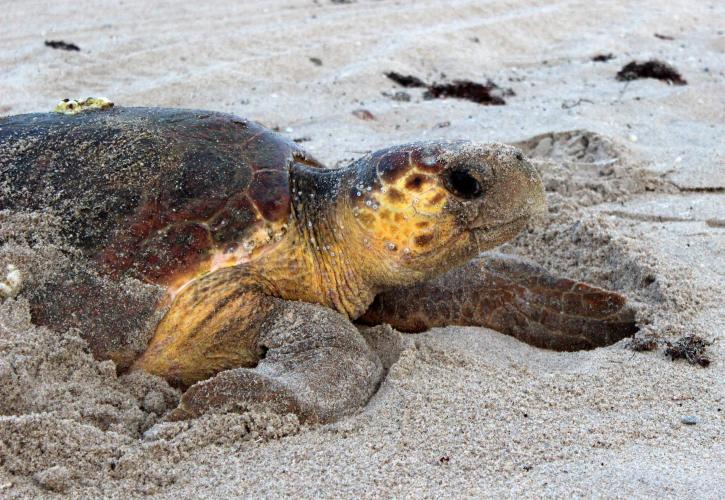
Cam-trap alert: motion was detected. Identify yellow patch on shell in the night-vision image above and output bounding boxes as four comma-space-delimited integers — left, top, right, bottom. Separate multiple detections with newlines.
167, 213, 288, 299
54, 97, 114, 115
352, 167, 455, 258
208, 222, 287, 270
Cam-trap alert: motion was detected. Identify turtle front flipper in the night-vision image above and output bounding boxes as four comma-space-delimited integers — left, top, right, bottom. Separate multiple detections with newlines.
133, 269, 395, 422
166, 301, 397, 423
360, 253, 639, 351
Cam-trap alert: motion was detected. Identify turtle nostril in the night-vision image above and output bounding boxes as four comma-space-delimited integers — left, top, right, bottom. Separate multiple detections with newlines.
446, 169, 483, 199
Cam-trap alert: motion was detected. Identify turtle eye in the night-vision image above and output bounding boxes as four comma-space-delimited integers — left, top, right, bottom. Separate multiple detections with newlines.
445, 169, 483, 199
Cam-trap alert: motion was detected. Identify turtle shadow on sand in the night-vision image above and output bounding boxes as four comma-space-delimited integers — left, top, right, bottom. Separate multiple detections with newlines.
0, 106, 640, 424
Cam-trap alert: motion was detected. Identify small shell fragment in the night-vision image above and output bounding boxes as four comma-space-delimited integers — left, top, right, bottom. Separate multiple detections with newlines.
0, 264, 22, 299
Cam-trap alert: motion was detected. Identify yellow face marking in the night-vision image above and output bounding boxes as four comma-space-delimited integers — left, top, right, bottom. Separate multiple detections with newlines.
352, 165, 457, 259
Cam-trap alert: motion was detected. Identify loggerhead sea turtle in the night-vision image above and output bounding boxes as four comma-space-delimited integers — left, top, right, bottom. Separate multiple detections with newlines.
0, 104, 637, 422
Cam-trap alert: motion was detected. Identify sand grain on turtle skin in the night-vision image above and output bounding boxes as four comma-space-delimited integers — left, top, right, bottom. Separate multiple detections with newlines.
0, 104, 637, 423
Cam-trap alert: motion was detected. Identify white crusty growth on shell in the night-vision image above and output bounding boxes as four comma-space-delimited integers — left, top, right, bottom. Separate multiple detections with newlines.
0, 264, 23, 299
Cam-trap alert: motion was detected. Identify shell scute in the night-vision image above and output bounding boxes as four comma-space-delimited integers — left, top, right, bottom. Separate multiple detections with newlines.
208, 195, 259, 245
246, 131, 296, 172
0, 107, 300, 287
248, 169, 290, 222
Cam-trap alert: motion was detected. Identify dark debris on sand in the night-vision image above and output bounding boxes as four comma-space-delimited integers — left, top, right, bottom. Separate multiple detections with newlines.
384, 72, 426, 88
626, 336, 659, 352
616, 60, 687, 85
423, 80, 513, 105
44, 40, 81, 51
381, 90, 411, 102
385, 71, 514, 105
665, 335, 711, 367
352, 109, 375, 120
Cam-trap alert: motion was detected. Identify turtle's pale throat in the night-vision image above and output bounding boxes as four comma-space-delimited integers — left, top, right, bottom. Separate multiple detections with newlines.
278, 166, 376, 318
296, 204, 375, 318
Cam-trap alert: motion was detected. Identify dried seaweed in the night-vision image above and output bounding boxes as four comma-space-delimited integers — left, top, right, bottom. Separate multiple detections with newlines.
385, 72, 514, 105
626, 336, 659, 352
44, 40, 81, 51
665, 335, 711, 367
423, 80, 513, 105
384, 72, 426, 88
616, 60, 687, 85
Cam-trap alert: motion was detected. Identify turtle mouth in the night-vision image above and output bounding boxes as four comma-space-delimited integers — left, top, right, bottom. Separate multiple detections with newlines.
468, 214, 531, 246
472, 214, 529, 233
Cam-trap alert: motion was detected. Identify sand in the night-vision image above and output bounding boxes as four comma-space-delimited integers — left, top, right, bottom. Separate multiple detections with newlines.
0, 0, 723, 497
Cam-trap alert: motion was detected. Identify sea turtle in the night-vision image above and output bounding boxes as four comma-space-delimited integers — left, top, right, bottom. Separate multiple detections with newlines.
0, 104, 637, 422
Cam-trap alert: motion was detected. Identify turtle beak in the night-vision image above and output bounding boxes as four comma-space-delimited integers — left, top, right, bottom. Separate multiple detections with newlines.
468, 145, 546, 239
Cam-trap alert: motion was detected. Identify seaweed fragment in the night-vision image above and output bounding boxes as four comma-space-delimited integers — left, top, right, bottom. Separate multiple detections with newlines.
44, 40, 81, 51
385, 72, 514, 105
384, 72, 426, 88
665, 335, 711, 367
626, 336, 659, 352
423, 80, 513, 105
616, 60, 687, 85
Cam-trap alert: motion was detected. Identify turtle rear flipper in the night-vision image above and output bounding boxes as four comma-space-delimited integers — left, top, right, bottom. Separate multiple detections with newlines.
168, 301, 397, 423
361, 253, 638, 351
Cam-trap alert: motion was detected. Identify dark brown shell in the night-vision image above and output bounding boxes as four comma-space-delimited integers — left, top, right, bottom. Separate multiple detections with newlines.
0, 107, 318, 286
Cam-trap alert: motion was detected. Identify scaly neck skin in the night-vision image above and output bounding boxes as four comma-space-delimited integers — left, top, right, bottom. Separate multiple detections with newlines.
247, 164, 378, 319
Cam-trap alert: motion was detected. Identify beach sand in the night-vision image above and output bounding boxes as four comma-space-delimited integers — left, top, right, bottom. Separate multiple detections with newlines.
0, 0, 723, 497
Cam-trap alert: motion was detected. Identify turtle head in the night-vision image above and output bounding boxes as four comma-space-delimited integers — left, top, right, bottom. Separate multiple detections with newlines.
283, 141, 544, 317
342, 141, 546, 287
